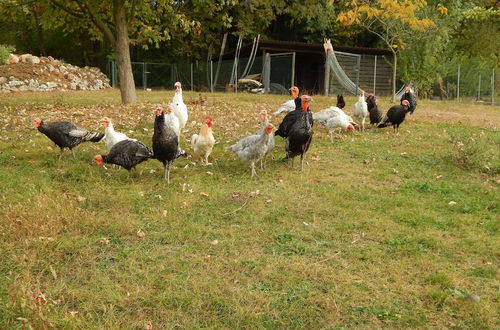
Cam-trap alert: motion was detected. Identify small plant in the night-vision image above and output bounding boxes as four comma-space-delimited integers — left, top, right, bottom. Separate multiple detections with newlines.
446, 127, 499, 174
0, 45, 15, 65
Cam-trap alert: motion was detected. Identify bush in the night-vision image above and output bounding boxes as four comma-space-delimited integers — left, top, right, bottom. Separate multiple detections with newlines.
446, 127, 499, 174
0, 45, 15, 65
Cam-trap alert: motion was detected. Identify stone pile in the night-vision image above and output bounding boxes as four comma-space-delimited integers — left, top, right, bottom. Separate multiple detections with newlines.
0, 54, 111, 92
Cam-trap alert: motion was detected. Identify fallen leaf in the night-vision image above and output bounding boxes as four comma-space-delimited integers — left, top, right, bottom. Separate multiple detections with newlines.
448, 201, 457, 206
35, 294, 47, 306
201, 192, 209, 197
265, 199, 272, 203
210, 240, 219, 245
69, 311, 79, 317
206, 171, 213, 175
100, 237, 110, 245
136, 229, 146, 238
231, 192, 241, 198
400, 152, 408, 157
204, 255, 212, 261
180, 202, 188, 208
77, 196, 87, 203
162, 210, 168, 217
392, 168, 399, 174
155, 195, 162, 200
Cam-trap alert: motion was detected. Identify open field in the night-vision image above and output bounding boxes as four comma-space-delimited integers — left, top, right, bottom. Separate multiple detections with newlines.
0, 89, 499, 328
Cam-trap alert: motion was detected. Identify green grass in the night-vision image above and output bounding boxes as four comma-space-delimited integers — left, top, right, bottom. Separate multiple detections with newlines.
0, 90, 499, 328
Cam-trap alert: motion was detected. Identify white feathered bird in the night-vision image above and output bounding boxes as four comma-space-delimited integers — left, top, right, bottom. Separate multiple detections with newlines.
257, 110, 275, 168
191, 116, 215, 165
313, 107, 356, 141
226, 123, 274, 177
353, 90, 369, 131
273, 86, 300, 115
171, 82, 188, 131
159, 104, 180, 138
102, 117, 135, 150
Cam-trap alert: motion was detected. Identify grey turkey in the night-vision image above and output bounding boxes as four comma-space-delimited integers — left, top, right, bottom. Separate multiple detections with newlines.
33, 118, 104, 159
93, 139, 153, 171
152, 105, 187, 184
286, 95, 314, 170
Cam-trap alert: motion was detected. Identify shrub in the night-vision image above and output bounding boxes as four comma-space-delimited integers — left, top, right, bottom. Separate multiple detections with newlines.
0, 45, 15, 65
446, 127, 499, 174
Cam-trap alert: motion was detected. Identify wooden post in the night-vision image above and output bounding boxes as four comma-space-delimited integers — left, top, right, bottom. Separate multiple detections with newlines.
291, 52, 296, 89
324, 52, 330, 96
264, 53, 271, 94
373, 55, 377, 95
457, 64, 460, 102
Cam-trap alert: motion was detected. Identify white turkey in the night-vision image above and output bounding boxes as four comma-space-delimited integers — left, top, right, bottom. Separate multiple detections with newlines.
170, 81, 188, 131
273, 86, 300, 115
353, 90, 369, 131
313, 106, 356, 141
102, 117, 134, 150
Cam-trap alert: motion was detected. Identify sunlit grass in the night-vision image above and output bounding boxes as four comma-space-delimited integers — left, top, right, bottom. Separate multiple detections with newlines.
0, 90, 498, 328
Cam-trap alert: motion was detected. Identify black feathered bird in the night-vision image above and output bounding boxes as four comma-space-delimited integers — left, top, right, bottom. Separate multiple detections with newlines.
275, 95, 313, 139
93, 139, 153, 170
152, 105, 187, 184
377, 100, 411, 133
286, 95, 314, 170
336, 94, 346, 109
34, 118, 104, 159
366, 94, 382, 125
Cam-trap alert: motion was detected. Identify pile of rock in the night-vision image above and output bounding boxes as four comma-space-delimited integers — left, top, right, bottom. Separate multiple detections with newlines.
0, 54, 111, 93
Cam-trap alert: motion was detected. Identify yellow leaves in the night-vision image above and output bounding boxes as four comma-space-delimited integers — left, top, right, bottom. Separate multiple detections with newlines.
437, 4, 448, 16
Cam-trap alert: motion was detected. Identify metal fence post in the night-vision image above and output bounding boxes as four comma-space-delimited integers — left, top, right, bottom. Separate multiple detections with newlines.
210, 60, 214, 93
373, 55, 377, 95
491, 68, 495, 105
355, 55, 360, 95
291, 52, 296, 88
190, 63, 194, 92
457, 64, 460, 102
477, 74, 481, 101
142, 62, 146, 90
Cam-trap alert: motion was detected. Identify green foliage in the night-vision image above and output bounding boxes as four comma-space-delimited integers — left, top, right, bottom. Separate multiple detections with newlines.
0, 44, 14, 65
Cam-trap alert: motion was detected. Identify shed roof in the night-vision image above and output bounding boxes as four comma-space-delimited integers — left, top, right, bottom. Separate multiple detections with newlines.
223, 39, 393, 58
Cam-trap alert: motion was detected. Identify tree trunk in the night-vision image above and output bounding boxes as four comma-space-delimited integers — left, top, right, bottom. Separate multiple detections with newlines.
113, 0, 136, 104
391, 50, 397, 102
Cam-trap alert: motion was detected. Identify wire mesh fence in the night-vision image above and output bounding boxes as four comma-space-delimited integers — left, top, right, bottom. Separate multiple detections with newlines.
430, 65, 498, 105
108, 54, 294, 94
108, 57, 498, 105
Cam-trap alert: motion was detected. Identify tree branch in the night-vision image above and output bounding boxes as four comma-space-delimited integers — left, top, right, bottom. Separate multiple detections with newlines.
128, 0, 138, 26
73, 0, 116, 45
48, 0, 85, 18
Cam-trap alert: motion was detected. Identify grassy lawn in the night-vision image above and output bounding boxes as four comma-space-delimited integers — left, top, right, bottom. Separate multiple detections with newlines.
0, 89, 498, 328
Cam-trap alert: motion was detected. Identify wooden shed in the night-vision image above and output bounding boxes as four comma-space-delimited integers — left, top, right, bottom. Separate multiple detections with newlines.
225, 40, 394, 96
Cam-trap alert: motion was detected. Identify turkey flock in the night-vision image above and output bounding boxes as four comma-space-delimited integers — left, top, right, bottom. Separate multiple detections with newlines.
33, 83, 417, 183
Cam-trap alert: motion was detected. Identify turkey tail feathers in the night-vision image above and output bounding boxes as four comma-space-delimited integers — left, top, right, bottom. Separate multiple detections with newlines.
88, 132, 105, 142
